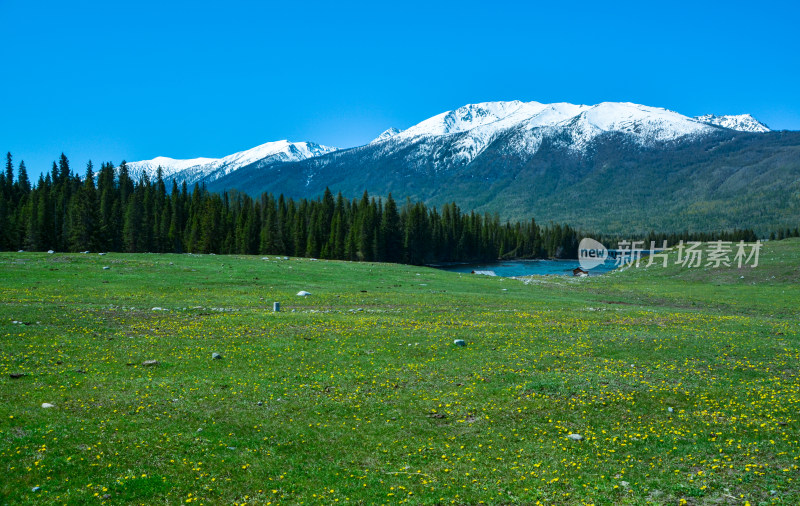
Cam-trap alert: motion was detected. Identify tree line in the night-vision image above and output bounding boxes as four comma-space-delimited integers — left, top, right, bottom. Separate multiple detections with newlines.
2, 153, 784, 263
594, 229, 763, 250
0, 153, 587, 264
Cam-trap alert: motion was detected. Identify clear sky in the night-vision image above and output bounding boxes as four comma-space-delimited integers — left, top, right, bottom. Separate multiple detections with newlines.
2, 0, 799, 178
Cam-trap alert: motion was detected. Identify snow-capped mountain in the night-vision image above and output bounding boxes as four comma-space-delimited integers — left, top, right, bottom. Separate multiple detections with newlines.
370, 127, 402, 144
126, 140, 337, 186
201, 101, 793, 237
385, 101, 769, 144
362, 100, 771, 168
146, 98, 789, 235
694, 114, 770, 133
126, 100, 772, 190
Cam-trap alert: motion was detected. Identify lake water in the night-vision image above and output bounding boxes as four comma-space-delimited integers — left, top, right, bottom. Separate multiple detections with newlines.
434, 259, 616, 277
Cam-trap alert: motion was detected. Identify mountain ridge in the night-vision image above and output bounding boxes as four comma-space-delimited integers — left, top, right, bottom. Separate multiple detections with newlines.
121, 100, 798, 235
125, 139, 337, 186
694, 114, 770, 133
125, 100, 772, 183
209, 128, 799, 234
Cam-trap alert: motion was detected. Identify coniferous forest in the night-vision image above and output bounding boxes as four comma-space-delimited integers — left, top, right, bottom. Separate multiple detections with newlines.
1, 153, 780, 264
0, 153, 586, 264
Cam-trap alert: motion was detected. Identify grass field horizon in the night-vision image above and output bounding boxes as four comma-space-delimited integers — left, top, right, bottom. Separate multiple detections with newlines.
2, 239, 799, 504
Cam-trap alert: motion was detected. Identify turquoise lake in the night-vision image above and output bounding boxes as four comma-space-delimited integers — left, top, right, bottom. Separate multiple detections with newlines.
434, 259, 617, 277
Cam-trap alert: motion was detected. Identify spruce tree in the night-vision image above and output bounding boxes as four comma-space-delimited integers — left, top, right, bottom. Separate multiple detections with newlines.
67, 161, 99, 251
58, 153, 70, 183
16, 161, 30, 195
123, 189, 143, 252
4, 152, 13, 193
0, 190, 7, 250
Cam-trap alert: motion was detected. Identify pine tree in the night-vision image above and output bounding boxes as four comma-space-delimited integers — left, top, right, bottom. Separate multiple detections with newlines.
38, 174, 55, 249
152, 167, 167, 251
195, 193, 223, 253
16, 161, 30, 195
305, 205, 322, 258
258, 194, 279, 253
58, 153, 70, 183
167, 180, 184, 252
321, 187, 334, 243
404, 201, 429, 265
67, 161, 100, 251
0, 191, 8, 250
141, 175, 154, 251
292, 200, 307, 257
4, 152, 13, 194
380, 193, 402, 263
123, 188, 143, 252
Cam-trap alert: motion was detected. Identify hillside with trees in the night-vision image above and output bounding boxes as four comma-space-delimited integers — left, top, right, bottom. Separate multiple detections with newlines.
0, 153, 584, 264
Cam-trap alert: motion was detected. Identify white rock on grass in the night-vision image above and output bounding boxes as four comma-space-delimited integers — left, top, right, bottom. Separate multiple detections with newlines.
297, 291, 311, 296
566, 433, 584, 441
41, 403, 55, 409
47, 250, 54, 254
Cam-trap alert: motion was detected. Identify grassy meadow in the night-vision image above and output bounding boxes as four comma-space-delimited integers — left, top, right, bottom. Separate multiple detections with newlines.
1, 240, 799, 505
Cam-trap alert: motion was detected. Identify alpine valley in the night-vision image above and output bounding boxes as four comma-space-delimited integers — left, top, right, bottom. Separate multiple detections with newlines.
127, 101, 800, 234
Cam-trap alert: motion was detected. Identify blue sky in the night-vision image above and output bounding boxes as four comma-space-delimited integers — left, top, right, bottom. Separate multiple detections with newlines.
2, 0, 799, 178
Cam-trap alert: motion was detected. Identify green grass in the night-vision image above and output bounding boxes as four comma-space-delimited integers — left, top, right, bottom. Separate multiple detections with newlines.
1, 241, 799, 505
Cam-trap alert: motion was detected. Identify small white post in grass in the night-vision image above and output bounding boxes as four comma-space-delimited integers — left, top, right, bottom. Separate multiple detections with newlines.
273, 302, 280, 312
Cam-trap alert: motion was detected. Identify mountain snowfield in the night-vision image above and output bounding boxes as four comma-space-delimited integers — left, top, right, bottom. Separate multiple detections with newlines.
125, 140, 337, 186
693, 114, 770, 133
376, 101, 770, 144
126, 100, 771, 184
364, 101, 771, 168
370, 127, 402, 144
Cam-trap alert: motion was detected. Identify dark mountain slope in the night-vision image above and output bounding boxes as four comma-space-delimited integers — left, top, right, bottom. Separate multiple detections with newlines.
209, 130, 800, 234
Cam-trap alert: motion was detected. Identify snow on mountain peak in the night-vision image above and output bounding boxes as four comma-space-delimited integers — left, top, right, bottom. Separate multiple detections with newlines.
370, 100, 730, 167
124, 100, 773, 189
212, 140, 336, 171
371, 127, 402, 144
126, 140, 337, 185
378, 100, 731, 150
125, 156, 217, 179
569, 102, 715, 144
149, 156, 218, 169
694, 114, 770, 133
399, 100, 540, 139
